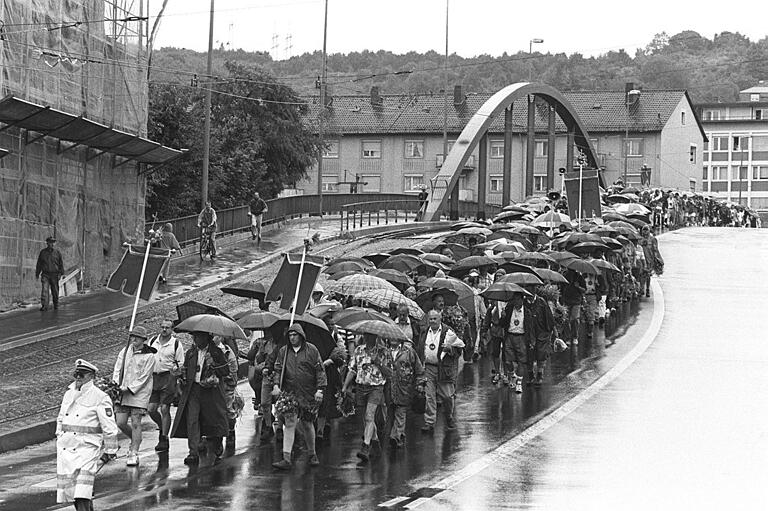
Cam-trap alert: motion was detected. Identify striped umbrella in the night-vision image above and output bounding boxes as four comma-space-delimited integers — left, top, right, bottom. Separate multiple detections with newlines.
533, 268, 569, 284
368, 268, 414, 289
346, 319, 409, 341
500, 271, 544, 286
333, 306, 395, 328
481, 282, 531, 301
325, 274, 399, 296
355, 289, 425, 320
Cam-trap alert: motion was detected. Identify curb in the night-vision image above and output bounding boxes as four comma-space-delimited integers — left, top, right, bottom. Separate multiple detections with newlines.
0, 221, 450, 454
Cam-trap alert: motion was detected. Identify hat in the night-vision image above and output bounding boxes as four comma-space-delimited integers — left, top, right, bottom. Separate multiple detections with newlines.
45, 236, 56, 243
286, 323, 306, 339
313, 283, 324, 294
129, 325, 149, 340
75, 359, 98, 373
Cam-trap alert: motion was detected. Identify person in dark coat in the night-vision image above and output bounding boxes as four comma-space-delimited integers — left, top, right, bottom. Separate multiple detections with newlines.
316, 312, 347, 442
523, 289, 556, 386
171, 331, 230, 466
562, 269, 587, 346
386, 334, 424, 448
35, 236, 65, 311
500, 293, 531, 393
271, 323, 327, 470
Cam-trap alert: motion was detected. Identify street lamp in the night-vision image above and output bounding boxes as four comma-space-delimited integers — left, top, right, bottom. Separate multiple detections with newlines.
528, 38, 544, 82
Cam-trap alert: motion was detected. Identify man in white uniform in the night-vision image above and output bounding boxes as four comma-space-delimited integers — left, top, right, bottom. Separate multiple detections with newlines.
56, 359, 119, 511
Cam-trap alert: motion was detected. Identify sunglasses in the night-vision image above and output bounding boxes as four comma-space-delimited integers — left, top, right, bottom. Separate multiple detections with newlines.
73, 370, 91, 378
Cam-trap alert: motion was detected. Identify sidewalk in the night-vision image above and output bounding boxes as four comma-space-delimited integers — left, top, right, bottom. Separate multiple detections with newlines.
0, 217, 338, 349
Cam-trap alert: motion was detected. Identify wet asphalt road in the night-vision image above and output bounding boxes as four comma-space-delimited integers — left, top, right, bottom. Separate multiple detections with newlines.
0, 290, 648, 510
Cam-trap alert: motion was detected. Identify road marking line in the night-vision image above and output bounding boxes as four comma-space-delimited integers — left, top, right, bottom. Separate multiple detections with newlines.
379, 496, 411, 507
402, 279, 666, 508
404, 498, 433, 509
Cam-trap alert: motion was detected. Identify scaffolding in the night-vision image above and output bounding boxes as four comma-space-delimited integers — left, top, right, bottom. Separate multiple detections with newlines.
0, 0, 152, 305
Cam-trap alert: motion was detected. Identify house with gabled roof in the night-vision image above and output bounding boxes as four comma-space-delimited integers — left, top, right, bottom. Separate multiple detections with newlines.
297, 85, 705, 204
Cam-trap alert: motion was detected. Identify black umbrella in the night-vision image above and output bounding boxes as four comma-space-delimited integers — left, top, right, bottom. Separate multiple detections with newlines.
174, 300, 234, 326
236, 311, 281, 330
268, 312, 335, 360
333, 307, 394, 328
362, 253, 391, 267
389, 247, 424, 256
220, 281, 266, 300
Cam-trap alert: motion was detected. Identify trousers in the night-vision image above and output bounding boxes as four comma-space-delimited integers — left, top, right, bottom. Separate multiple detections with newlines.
41, 272, 60, 308
423, 364, 455, 426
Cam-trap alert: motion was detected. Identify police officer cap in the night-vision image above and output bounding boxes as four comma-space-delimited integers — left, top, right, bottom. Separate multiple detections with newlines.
45, 236, 56, 243
75, 359, 98, 373
129, 325, 149, 340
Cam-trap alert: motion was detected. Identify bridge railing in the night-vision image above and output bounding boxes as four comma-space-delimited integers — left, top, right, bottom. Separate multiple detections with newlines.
339, 198, 503, 231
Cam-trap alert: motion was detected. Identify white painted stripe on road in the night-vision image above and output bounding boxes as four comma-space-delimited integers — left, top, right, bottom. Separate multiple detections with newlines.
403, 279, 666, 508
403, 498, 433, 509
379, 496, 412, 507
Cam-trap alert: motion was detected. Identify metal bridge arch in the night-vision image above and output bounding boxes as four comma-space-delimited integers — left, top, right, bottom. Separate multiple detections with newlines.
424, 82, 600, 221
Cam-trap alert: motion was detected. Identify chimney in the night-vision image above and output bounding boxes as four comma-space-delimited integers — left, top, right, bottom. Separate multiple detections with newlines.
370, 86, 382, 107
625, 82, 634, 95
453, 85, 465, 107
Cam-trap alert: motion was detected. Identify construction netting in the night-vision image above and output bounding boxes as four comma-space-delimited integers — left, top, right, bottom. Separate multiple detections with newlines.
0, 0, 149, 306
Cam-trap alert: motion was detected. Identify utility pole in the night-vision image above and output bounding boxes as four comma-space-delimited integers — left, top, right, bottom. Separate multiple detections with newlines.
317, 0, 329, 217
443, 0, 457, 219
201, 0, 214, 207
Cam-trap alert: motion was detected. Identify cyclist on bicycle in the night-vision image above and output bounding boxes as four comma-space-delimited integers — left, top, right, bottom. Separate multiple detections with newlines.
197, 200, 218, 259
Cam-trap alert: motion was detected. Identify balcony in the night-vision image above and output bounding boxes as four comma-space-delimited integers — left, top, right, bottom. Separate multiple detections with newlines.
436, 154, 475, 169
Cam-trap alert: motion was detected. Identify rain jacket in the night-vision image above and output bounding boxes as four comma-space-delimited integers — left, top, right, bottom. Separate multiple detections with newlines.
388, 342, 424, 406
112, 344, 156, 409
273, 324, 327, 408
56, 380, 118, 503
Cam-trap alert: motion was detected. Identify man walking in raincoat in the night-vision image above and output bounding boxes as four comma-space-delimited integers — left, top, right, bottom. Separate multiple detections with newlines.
56, 359, 118, 511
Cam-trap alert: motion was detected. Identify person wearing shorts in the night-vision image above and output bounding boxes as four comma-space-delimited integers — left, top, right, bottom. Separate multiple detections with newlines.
112, 326, 156, 466
147, 320, 184, 452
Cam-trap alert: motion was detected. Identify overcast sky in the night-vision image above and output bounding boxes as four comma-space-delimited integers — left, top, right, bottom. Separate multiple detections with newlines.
150, 0, 767, 60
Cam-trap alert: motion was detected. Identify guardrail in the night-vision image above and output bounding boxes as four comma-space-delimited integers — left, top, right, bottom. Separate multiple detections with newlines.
339, 198, 503, 231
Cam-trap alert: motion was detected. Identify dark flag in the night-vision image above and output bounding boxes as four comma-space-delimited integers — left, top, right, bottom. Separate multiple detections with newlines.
106, 245, 170, 301
564, 169, 602, 220
266, 251, 325, 314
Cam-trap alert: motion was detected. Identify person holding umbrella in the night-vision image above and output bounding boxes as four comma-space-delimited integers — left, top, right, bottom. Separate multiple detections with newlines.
523, 287, 556, 386
500, 293, 529, 393
562, 269, 587, 346
341, 331, 394, 462
171, 331, 231, 466
387, 329, 424, 449
481, 298, 507, 384
316, 310, 347, 442
416, 310, 465, 432
271, 324, 326, 470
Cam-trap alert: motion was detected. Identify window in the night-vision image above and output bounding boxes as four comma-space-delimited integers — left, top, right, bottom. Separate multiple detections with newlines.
404, 174, 424, 192
624, 138, 643, 157
702, 167, 708, 180
752, 166, 768, 180
681, 111, 686, 125
689, 178, 696, 193
753, 136, 768, 151
321, 175, 338, 192
702, 109, 722, 121
750, 94, 760, 102
404, 140, 424, 159
362, 140, 381, 159
323, 139, 339, 158
732, 136, 750, 152
704, 139, 709, 152
490, 175, 503, 192
533, 176, 546, 192
730, 166, 748, 181
360, 174, 381, 192
712, 136, 729, 152
534, 140, 548, 158
490, 140, 505, 158
689, 144, 697, 164
756, 109, 764, 121
711, 166, 728, 181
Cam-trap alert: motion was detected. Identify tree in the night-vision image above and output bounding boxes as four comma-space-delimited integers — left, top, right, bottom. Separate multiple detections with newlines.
146, 62, 321, 219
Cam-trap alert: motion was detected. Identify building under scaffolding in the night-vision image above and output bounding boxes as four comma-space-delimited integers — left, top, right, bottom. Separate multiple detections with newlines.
0, 0, 184, 306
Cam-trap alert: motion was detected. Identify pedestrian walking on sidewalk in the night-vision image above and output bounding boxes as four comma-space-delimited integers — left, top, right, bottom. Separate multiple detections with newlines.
158, 224, 182, 283
112, 326, 156, 467
416, 310, 464, 432
271, 324, 326, 470
387, 334, 424, 449
171, 331, 230, 466
342, 333, 393, 462
249, 192, 268, 241
147, 320, 184, 452
35, 236, 64, 311
56, 359, 118, 511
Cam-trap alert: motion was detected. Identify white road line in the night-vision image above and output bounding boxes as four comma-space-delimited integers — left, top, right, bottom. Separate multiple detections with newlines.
402, 279, 666, 508
379, 496, 412, 508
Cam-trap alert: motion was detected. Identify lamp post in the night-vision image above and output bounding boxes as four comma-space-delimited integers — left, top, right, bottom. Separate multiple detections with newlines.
528, 38, 543, 82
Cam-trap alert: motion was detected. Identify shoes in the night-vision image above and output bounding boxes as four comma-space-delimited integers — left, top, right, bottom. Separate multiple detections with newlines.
272, 459, 292, 470
183, 454, 199, 466
446, 418, 457, 430
491, 373, 501, 385
53, 303, 59, 310
534, 372, 544, 387
500, 374, 509, 386
389, 437, 399, 449
260, 427, 274, 442
40, 307, 48, 311
420, 424, 434, 434
154, 435, 169, 452
515, 378, 523, 394
572, 338, 579, 346
252, 397, 259, 411
472, 352, 481, 362
646, 290, 651, 297
356, 442, 370, 462
126, 453, 139, 466
210, 254, 217, 260
252, 234, 256, 240
308, 454, 320, 467
526, 372, 535, 385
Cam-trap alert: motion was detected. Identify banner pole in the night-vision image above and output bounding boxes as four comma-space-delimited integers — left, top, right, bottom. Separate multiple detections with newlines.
289, 241, 309, 325
578, 163, 583, 230
128, 239, 153, 331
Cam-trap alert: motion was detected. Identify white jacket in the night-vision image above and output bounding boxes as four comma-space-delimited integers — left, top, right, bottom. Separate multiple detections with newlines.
56, 380, 118, 503
112, 344, 156, 409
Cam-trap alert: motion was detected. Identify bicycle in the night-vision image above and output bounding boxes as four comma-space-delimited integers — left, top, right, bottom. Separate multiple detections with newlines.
199, 226, 216, 261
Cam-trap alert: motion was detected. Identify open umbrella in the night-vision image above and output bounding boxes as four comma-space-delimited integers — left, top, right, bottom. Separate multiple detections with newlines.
590, 225, 619, 237
450, 221, 484, 231
368, 268, 414, 290
571, 241, 610, 253
624, 216, 650, 228
605, 193, 633, 204
532, 211, 571, 229
500, 271, 544, 286
236, 311, 282, 330
421, 253, 456, 266
389, 247, 424, 256
533, 268, 569, 284
362, 253, 391, 267
481, 281, 531, 301
456, 226, 492, 236
561, 258, 599, 275
511, 224, 543, 236
333, 306, 395, 328
380, 254, 425, 273
176, 314, 247, 340
615, 203, 650, 216
497, 261, 539, 276
327, 270, 363, 281
600, 237, 624, 250
502, 204, 532, 213
308, 301, 343, 319
588, 258, 621, 274
220, 281, 267, 300
621, 186, 641, 194
326, 256, 375, 268
602, 212, 630, 222
325, 273, 399, 296
354, 289, 425, 320
432, 242, 471, 261
416, 277, 477, 316
345, 319, 409, 341
513, 251, 557, 265
324, 260, 369, 275
493, 210, 530, 222
450, 255, 497, 273
415, 288, 460, 311
174, 300, 234, 326
269, 312, 334, 359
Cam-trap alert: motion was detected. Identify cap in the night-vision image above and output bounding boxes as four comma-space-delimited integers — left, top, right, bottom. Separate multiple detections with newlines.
75, 359, 98, 373
129, 325, 149, 340
45, 236, 56, 243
